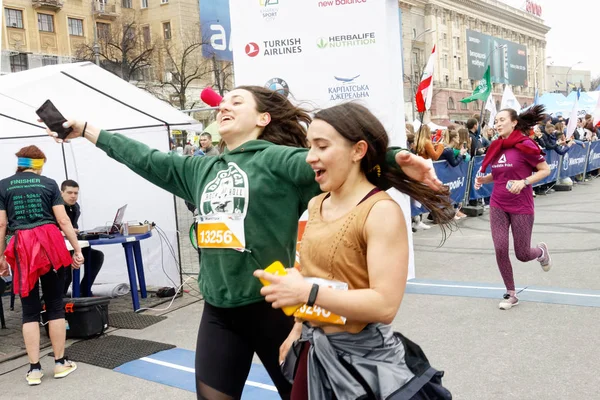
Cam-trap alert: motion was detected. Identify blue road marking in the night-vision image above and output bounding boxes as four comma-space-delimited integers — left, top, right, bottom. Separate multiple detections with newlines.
406, 279, 600, 307
115, 348, 280, 399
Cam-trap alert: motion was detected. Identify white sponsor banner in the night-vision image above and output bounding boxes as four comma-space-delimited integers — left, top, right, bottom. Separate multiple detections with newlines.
230, 0, 414, 278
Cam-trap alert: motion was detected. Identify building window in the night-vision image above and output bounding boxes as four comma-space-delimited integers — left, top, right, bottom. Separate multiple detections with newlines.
161, 0, 169, 3
412, 28, 417, 39
10, 53, 28, 72
163, 22, 171, 40
122, 0, 132, 8
141, 0, 148, 8
38, 13, 54, 32
142, 26, 151, 48
97, 22, 110, 40
123, 24, 135, 41
68, 18, 83, 36
459, 77, 463, 88
42, 55, 58, 66
442, 13, 446, 25
474, 101, 480, 111
496, 100, 501, 110
461, 102, 468, 110
442, 54, 448, 69
448, 97, 455, 110
5, 8, 24, 29
455, 37, 460, 50
457, 57, 461, 71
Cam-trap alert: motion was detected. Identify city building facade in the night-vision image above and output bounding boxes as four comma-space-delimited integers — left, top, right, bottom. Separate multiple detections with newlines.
1, 0, 211, 108
545, 65, 591, 95
400, 0, 550, 124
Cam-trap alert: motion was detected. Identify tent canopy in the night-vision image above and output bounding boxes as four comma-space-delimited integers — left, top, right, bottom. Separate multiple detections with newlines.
0, 62, 198, 288
536, 91, 600, 116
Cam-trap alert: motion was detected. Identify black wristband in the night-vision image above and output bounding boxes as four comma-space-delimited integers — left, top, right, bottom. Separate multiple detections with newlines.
306, 283, 319, 307
82, 122, 87, 138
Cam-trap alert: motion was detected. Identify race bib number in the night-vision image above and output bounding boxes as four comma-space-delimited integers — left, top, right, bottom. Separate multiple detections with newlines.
294, 277, 348, 325
196, 214, 245, 249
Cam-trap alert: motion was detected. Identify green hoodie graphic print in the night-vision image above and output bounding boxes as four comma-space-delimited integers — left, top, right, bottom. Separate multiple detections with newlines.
96, 131, 405, 308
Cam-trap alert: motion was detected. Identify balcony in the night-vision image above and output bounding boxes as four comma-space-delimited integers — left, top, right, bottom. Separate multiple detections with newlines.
93, 1, 118, 19
32, 0, 63, 11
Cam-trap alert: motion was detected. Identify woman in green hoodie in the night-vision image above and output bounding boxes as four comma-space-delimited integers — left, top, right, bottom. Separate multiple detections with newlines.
48, 86, 446, 400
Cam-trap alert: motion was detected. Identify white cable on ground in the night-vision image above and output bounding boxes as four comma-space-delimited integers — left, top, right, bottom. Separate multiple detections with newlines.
135, 276, 194, 313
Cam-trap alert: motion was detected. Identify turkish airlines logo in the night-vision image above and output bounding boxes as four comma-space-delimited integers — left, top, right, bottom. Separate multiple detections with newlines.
245, 42, 260, 57
498, 154, 507, 164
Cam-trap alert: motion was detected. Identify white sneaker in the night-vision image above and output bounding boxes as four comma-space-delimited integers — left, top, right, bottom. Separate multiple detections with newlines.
415, 221, 431, 230
26, 369, 43, 386
499, 294, 519, 310
537, 243, 552, 272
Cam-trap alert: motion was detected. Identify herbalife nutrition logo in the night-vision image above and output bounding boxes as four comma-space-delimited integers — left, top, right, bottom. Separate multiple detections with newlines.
317, 32, 376, 49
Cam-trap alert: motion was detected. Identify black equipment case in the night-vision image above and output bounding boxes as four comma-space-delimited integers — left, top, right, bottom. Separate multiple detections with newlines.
43, 297, 110, 339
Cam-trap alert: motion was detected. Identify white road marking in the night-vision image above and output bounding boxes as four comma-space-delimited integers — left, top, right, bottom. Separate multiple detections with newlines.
407, 282, 600, 298
139, 357, 278, 392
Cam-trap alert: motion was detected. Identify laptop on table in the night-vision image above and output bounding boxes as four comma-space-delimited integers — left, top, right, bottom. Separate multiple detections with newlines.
83, 204, 128, 236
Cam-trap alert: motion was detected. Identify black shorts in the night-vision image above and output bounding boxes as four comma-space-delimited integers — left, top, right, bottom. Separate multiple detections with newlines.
195, 300, 294, 399
21, 267, 65, 324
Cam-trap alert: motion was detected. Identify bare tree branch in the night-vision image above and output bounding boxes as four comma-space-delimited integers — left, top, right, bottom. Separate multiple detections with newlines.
75, 13, 155, 82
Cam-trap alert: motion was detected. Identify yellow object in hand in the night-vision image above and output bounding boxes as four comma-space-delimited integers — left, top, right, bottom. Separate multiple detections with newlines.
259, 261, 302, 316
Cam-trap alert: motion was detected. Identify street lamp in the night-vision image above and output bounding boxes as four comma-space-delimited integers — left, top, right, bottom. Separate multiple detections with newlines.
409, 28, 435, 121
566, 61, 582, 94
534, 55, 551, 94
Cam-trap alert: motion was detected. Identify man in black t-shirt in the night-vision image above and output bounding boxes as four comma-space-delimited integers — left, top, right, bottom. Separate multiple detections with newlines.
60, 180, 105, 297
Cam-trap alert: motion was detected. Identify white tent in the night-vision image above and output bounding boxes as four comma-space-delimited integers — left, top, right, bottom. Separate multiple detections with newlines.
0, 62, 199, 288
412, 119, 448, 132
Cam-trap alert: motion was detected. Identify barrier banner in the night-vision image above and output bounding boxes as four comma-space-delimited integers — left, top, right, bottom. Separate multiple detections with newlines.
586, 141, 600, 172
469, 156, 493, 200
411, 160, 468, 216
558, 144, 587, 179
533, 149, 560, 187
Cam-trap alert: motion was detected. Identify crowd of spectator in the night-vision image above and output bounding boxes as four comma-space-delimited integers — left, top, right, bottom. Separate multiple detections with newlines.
406, 111, 600, 231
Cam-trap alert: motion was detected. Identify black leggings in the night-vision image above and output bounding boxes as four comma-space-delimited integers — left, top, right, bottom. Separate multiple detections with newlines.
21, 267, 66, 324
195, 301, 294, 400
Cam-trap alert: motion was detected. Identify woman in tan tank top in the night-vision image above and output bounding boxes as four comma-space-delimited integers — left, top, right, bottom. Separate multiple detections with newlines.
254, 103, 454, 399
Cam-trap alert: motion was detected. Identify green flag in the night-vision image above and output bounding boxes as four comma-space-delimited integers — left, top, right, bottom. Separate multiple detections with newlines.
460, 66, 491, 103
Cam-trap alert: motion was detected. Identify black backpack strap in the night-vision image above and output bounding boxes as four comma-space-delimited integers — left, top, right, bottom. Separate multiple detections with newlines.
387, 367, 439, 400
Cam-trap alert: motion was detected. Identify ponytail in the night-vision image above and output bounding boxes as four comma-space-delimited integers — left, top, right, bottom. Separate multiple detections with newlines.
506, 105, 547, 133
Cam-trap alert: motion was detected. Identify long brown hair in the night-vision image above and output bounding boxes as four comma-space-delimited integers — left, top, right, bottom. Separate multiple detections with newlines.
458, 128, 470, 151
414, 125, 432, 156
237, 85, 311, 148
314, 103, 454, 238
500, 105, 547, 133
15, 145, 46, 172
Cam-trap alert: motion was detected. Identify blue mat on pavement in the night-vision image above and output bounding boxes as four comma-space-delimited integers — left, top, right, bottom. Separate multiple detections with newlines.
115, 348, 280, 399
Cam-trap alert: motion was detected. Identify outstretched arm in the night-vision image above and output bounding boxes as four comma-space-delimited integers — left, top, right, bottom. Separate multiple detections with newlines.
47, 121, 203, 203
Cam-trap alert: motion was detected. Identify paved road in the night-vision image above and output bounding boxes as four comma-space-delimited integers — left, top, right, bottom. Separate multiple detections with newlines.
2, 179, 599, 399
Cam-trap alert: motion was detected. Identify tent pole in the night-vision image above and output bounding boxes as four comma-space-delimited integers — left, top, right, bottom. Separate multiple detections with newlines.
61, 143, 69, 180
165, 123, 184, 288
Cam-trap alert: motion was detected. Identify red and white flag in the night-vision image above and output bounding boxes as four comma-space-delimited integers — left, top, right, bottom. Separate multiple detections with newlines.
415, 45, 436, 113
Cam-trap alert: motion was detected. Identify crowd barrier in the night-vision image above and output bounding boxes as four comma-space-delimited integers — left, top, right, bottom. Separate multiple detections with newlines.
411, 141, 600, 217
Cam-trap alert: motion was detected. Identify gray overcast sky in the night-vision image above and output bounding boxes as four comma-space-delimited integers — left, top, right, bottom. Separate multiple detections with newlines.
501, 0, 599, 78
